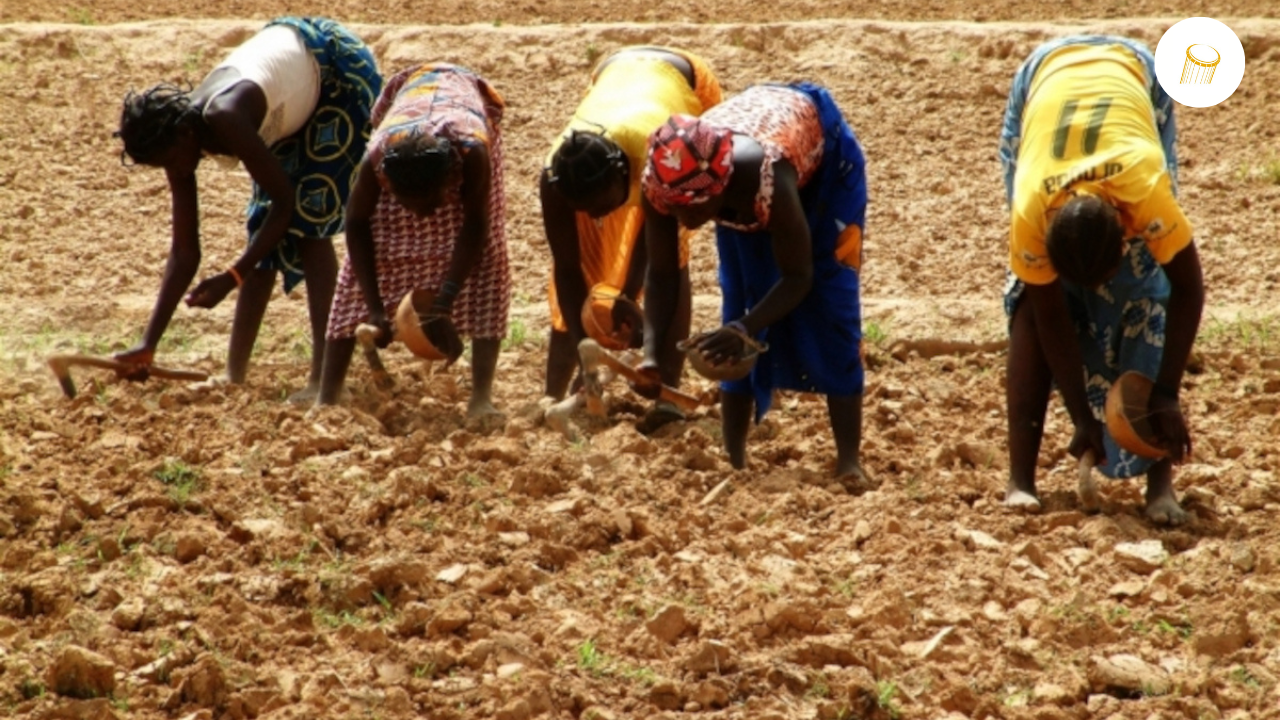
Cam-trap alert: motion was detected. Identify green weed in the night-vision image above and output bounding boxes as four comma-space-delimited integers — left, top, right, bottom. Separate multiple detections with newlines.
586, 43, 602, 65
502, 318, 528, 350
876, 681, 901, 719
576, 639, 606, 676
153, 458, 202, 508
864, 320, 887, 345
68, 7, 94, 24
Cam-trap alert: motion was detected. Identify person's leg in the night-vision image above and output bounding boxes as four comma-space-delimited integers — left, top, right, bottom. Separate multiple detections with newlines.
722, 390, 753, 470
639, 267, 693, 433
316, 337, 356, 405
828, 394, 864, 480
292, 238, 339, 401
226, 266, 276, 384
1005, 296, 1054, 510
545, 328, 578, 400
1144, 457, 1187, 526
469, 337, 502, 420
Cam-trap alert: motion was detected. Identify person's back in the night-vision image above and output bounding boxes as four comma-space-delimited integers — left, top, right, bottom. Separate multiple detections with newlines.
1011, 42, 1188, 285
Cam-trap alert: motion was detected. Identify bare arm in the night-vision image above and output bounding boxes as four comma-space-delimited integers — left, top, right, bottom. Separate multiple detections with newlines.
1156, 242, 1204, 393
205, 85, 296, 275
540, 171, 589, 340
344, 159, 387, 332
1023, 280, 1096, 430
737, 161, 812, 334
640, 196, 683, 369
1150, 241, 1204, 460
138, 169, 203, 352
439, 144, 493, 306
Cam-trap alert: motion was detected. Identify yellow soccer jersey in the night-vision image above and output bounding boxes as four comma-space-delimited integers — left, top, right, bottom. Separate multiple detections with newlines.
1010, 43, 1193, 285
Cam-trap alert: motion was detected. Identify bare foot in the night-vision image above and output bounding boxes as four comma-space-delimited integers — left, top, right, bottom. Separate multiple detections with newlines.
287, 384, 320, 406
1144, 494, 1188, 526
544, 395, 582, 441
1003, 487, 1043, 513
835, 463, 875, 495
466, 400, 506, 433
637, 400, 685, 435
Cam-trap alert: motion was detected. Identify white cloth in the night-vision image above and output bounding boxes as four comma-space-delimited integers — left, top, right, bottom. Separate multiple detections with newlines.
204, 24, 321, 155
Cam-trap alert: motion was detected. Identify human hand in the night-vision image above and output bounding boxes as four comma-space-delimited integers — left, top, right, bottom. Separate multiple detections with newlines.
185, 272, 238, 309
113, 344, 155, 381
693, 325, 747, 367
610, 296, 645, 349
422, 315, 464, 366
629, 359, 663, 400
1147, 389, 1191, 462
369, 312, 395, 349
1068, 418, 1106, 466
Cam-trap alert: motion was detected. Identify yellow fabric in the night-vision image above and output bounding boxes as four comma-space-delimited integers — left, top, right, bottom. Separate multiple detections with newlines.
1010, 44, 1193, 285
547, 48, 721, 333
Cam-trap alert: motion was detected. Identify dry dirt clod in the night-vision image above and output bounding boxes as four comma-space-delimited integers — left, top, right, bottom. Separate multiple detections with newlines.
47, 645, 117, 699
1114, 540, 1169, 574
1087, 654, 1170, 696
646, 604, 691, 644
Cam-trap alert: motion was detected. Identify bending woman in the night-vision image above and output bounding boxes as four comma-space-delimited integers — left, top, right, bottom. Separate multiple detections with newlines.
113, 17, 380, 400
318, 64, 510, 420
640, 83, 870, 484
540, 46, 721, 426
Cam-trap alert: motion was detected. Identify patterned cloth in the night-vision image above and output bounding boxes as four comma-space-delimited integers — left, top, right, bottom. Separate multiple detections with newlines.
645, 115, 735, 207
709, 83, 868, 420
245, 17, 381, 293
547, 48, 721, 334
326, 64, 510, 341
1000, 37, 1182, 479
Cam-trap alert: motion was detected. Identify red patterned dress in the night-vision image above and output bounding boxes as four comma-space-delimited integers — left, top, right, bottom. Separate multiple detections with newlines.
326, 63, 510, 340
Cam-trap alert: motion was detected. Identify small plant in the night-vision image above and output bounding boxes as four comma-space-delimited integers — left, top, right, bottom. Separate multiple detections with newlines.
832, 576, 857, 599
805, 672, 831, 699
19, 679, 46, 700
864, 320, 887, 345
109, 694, 130, 712
154, 459, 202, 508
1263, 156, 1280, 185
586, 43, 602, 65
68, 7, 94, 24
1230, 665, 1263, 690
502, 318, 528, 350
183, 50, 204, 74
576, 639, 607, 676
414, 662, 436, 679
948, 49, 967, 63
876, 680, 901, 719
461, 472, 486, 488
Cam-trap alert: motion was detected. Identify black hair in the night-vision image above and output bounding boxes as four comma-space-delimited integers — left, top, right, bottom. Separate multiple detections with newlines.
1046, 194, 1125, 288
115, 83, 195, 165
380, 131, 457, 197
547, 129, 629, 201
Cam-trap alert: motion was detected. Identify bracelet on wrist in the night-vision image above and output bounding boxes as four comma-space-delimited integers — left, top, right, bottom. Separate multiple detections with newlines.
227, 266, 244, 287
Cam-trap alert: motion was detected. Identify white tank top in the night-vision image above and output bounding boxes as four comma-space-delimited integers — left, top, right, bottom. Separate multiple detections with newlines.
203, 24, 321, 163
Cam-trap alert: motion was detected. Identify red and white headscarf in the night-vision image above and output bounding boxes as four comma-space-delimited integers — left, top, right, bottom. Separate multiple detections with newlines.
642, 114, 734, 211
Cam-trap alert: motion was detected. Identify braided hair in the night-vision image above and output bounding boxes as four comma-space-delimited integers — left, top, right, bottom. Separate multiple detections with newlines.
1046, 194, 1125, 288
379, 130, 457, 197
115, 83, 196, 165
547, 129, 629, 202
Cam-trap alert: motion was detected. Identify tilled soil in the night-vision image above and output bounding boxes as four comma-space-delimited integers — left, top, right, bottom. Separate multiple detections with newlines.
1, 8, 1279, 720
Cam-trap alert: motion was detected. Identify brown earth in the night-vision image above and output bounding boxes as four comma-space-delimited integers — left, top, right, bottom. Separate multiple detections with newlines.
2, 5, 1280, 720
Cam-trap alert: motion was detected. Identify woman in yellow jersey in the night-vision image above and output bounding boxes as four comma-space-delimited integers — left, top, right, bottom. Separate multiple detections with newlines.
998, 36, 1204, 525
539, 46, 721, 429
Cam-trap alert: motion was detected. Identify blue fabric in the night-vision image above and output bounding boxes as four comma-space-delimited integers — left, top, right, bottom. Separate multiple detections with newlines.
998, 34, 1177, 204
999, 36, 1178, 479
716, 82, 867, 421
246, 17, 382, 293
